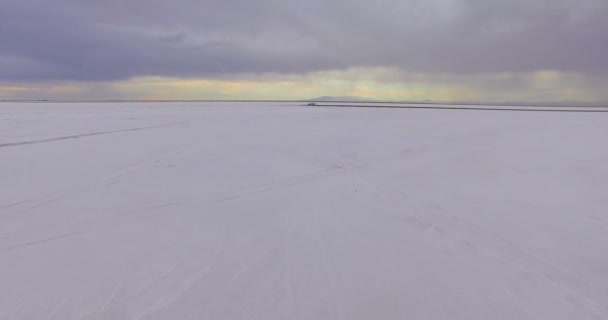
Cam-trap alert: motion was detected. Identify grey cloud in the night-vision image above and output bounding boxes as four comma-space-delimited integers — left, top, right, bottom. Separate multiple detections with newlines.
1, 0, 607, 81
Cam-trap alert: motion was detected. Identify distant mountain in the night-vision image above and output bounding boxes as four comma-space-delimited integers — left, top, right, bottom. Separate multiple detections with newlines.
308, 96, 376, 102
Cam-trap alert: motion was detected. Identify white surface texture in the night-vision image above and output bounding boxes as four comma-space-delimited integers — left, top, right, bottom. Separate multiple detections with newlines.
1, 102, 607, 319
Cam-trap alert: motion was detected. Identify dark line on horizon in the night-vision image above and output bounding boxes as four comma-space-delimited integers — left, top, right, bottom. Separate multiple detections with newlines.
312, 104, 608, 113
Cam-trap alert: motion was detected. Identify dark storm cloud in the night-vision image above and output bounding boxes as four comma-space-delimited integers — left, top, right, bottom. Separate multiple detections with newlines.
1, 0, 607, 81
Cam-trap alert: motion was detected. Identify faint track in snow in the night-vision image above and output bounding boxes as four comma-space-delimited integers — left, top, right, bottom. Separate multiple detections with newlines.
119, 147, 419, 222
311, 197, 345, 320
0, 122, 191, 219
421, 205, 608, 317
115, 202, 183, 218
94, 277, 127, 320
357, 174, 608, 318
229, 243, 280, 282
0, 231, 87, 254
129, 229, 278, 319
0, 122, 184, 149
0, 143, 200, 219
281, 209, 300, 320
0, 200, 31, 210
0, 147, 414, 260
44, 296, 71, 320
207, 147, 416, 205
0, 199, 32, 212
132, 265, 213, 320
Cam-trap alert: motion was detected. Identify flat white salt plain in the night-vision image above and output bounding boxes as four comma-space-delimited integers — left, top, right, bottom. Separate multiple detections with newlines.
1, 102, 607, 320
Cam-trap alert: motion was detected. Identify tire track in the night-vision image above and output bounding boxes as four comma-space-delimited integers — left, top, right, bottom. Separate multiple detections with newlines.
0, 147, 416, 258
117, 147, 419, 222
1, 141, 200, 217
0, 231, 87, 254
130, 225, 281, 319
0, 200, 31, 210
0, 122, 183, 149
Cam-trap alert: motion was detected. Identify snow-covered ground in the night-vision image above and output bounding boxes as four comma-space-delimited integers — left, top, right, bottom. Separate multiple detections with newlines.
1, 102, 607, 319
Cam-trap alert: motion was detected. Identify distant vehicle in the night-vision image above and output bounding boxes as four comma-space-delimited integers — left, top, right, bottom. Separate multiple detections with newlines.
307, 102, 317, 106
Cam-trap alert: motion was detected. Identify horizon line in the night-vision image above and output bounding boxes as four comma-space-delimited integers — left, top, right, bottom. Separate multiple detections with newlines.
1, 99, 607, 108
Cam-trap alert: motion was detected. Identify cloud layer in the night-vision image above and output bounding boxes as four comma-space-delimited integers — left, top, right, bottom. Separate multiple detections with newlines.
2, 0, 607, 83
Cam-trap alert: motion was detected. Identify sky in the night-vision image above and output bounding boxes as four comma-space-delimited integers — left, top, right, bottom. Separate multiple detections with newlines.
1, 0, 607, 102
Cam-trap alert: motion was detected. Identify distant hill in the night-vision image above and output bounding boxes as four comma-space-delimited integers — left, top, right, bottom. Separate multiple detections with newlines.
308, 96, 377, 102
